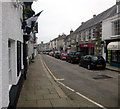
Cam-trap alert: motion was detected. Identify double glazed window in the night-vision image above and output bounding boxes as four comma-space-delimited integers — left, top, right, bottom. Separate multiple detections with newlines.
81, 32, 84, 41
85, 30, 89, 41
112, 20, 120, 36
17, 41, 21, 76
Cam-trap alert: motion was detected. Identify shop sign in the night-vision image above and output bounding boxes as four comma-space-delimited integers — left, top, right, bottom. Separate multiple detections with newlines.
80, 43, 95, 47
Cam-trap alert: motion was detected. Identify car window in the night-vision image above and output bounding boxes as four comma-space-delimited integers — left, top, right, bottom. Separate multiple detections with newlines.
83, 56, 87, 60
76, 52, 80, 55
63, 54, 67, 56
92, 56, 104, 61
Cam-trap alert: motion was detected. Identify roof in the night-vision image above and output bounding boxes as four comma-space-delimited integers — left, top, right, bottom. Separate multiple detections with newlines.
75, 5, 117, 33
57, 34, 66, 41
64, 35, 70, 42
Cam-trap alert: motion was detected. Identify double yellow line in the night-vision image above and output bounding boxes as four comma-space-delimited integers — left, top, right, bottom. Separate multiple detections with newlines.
40, 55, 57, 81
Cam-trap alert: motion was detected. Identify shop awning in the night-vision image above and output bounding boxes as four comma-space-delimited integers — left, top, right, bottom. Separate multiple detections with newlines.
107, 41, 120, 50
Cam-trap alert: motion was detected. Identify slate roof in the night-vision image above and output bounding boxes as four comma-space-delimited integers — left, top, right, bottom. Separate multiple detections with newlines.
75, 5, 117, 33
57, 35, 66, 41
64, 35, 70, 42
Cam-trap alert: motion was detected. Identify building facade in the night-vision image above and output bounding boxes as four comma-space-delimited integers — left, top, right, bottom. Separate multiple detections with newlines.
102, 1, 120, 68
74, 5, 117, 56
1, 1, 24, 108
63, 34, 71, 53
56, 34, 66, 51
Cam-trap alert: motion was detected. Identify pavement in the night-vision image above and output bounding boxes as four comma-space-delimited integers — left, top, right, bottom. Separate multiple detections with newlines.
106, 63, 120, 73
17, 55, 79, 108
17, 54, 120, 108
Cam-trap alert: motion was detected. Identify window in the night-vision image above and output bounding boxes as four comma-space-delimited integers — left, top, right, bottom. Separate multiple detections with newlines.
112, 20, 120, 36
17, 41, 21, 76
81, 32, 84, 41
76, 34, 79, 42
85, 30, 89, 41
91, 29, 94, 39
118, 51, 120, 62
8, 41, 11, 71
117, 4, 120, 13
91, 28, 98, 40
112, 50, 118, 62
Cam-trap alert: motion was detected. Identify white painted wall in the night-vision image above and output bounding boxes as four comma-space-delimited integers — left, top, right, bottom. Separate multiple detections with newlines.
1, 1, 23, 107
0, 1, 2, 108
102, 18, 112, 41
102, 18, 112, 60
102, 13, 119, 60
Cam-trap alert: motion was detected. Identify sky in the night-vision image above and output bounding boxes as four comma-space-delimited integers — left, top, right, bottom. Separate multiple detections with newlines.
32, 0, 116, 44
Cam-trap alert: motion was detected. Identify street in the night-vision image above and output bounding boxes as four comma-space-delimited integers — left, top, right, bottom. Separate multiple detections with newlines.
41, 54, 119, 108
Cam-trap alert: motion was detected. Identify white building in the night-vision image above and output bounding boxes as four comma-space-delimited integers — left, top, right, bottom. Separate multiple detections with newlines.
28, 34, 34, 65
0, 1, 24, 108
102, 0, 120, 68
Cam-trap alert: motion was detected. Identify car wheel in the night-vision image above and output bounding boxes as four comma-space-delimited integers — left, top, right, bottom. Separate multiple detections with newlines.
87, 65, 91, 70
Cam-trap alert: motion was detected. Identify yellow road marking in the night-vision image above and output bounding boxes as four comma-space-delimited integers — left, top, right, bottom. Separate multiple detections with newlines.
43, 61, 57, 81
40, 55, 57, 80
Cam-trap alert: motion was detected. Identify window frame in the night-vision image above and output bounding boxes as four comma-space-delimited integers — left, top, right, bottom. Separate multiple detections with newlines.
17, 41, 21, 77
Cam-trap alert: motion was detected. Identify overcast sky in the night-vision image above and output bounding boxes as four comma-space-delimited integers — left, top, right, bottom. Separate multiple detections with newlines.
32, 0, 116, 44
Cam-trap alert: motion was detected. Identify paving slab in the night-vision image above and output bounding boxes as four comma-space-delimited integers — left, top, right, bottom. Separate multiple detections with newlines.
37, 100, 52, 107
17, 55, 77, 108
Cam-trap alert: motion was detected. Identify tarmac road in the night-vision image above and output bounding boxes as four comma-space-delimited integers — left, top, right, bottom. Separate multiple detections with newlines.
42, 54, 119, 108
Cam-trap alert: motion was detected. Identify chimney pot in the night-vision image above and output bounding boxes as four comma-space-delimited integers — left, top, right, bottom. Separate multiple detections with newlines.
81, 22, 84, 25
93, 14, 96, 18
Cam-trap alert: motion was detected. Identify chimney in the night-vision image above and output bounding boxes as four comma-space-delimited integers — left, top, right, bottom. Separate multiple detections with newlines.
116, 0, 120, 4
81, 22, 84, 25
70, 29, 73, 34
41, 41, 43, 44
93, 14, 96, 18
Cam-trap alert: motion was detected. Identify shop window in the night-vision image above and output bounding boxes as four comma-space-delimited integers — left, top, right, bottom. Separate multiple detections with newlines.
112, 50, 117, 62
91, 47, 94, 55
111, 50, 120, 63
17, 41, 21, 76
108, 50, 111, 63
118, 51, 120, 62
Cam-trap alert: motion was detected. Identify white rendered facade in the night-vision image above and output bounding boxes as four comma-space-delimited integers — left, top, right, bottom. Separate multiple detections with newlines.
0, 1, 23, 107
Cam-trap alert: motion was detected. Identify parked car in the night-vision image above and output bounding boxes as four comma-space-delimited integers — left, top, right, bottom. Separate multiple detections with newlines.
79, 55, 106, 70
49, 51, 54, 56
54, 51, 61, 58
66, 51, 84, 64
60, 53, 68, 60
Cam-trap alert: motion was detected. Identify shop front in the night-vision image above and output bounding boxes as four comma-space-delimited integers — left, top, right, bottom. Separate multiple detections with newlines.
107, 41, 120, 68
80, 43, 95, 55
